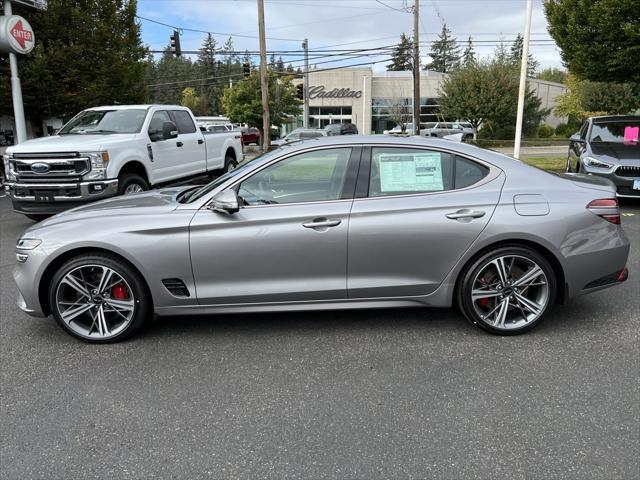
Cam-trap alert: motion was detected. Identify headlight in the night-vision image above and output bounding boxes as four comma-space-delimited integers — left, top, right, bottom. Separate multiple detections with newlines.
83, 151, 109, 180
16, 238, 42, 250
584, 156, 614, 170
3, 153, 16, 181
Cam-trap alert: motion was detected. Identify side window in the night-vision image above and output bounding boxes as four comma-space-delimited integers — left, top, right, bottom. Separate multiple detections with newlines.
369, 148, 453, 197
238, 148, 352, 206
171, 110, 197, 134
579, 122, 588, 140
148, 110, 171, 136
455, 156, 489, 189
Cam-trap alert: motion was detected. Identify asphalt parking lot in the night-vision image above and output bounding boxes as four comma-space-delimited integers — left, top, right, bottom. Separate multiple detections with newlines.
1, 193, 638, 480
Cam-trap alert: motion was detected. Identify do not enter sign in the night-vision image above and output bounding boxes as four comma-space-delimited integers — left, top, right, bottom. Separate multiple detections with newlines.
0, 15, 36, 54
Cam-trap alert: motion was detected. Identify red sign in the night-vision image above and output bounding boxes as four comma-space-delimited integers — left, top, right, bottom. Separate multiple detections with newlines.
11, 20, 34, 49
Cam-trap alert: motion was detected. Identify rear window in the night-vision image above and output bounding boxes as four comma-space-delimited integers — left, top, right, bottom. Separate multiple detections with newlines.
171, 110, 196, 134
455, 156, 489, 188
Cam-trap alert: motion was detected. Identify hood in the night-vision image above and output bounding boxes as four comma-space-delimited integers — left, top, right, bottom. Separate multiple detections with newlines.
589, 143, 640, 165
32, 187, 191, 229
6, 134, 138, 153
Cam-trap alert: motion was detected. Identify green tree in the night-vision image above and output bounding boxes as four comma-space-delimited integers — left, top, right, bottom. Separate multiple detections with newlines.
180, 87, 200, 112
438, 60, 548, 137
222, 71, 300, 129
508, 33, 539, 77
537, 67, 567, 84
461, 36, 476, 67
545, 0, 640, 82
387, 33, 413, 71
424, 24, 460, 73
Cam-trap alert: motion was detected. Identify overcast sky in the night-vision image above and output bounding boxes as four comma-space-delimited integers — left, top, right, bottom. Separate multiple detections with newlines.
137, 0, 564, 71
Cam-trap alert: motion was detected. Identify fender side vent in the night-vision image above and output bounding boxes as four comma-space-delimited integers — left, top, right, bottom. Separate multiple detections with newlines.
162, 278, 191, 297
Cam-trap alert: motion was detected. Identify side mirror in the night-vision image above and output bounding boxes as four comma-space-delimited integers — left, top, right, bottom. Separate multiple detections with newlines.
208, 190, 239, 215
569, 132, 584, 143
162, 121, 179, 140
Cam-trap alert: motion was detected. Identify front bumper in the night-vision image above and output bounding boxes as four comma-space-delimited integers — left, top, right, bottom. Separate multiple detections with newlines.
4, 179, 119, 214
582, 166, 640, 198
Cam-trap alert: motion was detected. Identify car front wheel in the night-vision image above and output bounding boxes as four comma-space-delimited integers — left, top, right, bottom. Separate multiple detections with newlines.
457, 246, 556, 335
49, 253, 151, 342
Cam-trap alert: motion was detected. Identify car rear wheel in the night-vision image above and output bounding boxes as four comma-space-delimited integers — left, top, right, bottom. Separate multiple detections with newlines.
49, 254, 151, 342
457, 246, 556, 335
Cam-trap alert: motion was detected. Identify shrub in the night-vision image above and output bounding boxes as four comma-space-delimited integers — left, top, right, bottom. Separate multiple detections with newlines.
554, 123, 575, 138
537, 123, 554, 138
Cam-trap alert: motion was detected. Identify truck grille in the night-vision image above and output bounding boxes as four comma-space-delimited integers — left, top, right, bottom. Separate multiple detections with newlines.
12, 152, 90, 179
615, 165, 640, 178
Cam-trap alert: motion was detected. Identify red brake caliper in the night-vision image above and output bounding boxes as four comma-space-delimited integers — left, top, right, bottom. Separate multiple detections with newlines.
477, 278, 490, 308
111, 282, 129, 300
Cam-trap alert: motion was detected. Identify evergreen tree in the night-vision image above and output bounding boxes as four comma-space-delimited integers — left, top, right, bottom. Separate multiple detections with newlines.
275, 57, 286, 73
269, 53, 277, 69
424, 24, 461, 73
462, 36, 476, 67
286, 63, 295, 73
493, 38, 509, 64
387, 33, 413, 71
508, 33, 539, 76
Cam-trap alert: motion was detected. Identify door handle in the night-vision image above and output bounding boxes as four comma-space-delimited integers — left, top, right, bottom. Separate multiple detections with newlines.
302, 218, 342, 229
198, 139, 204, 144
446, 209, 486, 220
176, 141, 184, 147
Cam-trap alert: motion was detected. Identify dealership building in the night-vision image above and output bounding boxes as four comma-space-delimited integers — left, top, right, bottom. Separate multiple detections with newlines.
290, 68, 568, 135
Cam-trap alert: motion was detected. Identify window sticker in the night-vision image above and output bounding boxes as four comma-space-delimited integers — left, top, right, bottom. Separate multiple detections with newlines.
623, 126, 639, 143
379, 152, 443, 192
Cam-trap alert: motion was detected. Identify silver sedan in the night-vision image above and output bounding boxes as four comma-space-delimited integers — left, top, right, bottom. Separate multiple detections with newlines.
14, 136, 630, 342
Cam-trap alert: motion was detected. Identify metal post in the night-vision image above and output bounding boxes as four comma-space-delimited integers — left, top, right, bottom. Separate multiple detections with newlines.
362, 75, 366, 134
514, 0, 533, 159
257, 0, 270, 151
412, 0, 420, 136
4, 0, 27, 144
302, 38, 309, 129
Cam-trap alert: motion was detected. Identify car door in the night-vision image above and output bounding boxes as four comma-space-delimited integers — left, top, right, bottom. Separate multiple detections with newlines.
189, 146, 361, 305
347, 146, 504, 298
169, 109, 206, 178
148, 109, 181, 183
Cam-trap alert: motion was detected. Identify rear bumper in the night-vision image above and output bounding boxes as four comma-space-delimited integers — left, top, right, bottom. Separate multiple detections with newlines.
4, 179, 118, 214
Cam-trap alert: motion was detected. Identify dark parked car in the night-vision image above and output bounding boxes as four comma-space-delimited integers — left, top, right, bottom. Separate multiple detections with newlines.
324, 122, 358, 136
567, 115, 640, 198
242, 127, 261, 146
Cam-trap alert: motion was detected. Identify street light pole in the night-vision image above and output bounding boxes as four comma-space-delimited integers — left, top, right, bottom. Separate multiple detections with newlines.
412, 0, 420, 136
4, 0, 27, 144
257, 0, 270, 151
302, 38, 309, 129
513, 0, 533, 159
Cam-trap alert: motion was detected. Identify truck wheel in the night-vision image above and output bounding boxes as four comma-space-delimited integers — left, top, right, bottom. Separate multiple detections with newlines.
118, 174, 149, 196
25, 214, 50, 222
223, 155, 238, 173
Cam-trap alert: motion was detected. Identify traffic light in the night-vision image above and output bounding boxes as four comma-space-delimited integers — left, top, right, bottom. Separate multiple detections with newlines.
296, 83, 304, 100
170, 30, 181, 57
243, 61, 251, 78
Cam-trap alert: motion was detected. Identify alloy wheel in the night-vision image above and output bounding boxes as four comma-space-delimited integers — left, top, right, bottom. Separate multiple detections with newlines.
124, 183, 143, 195
55, 264, 136, 340
471, 255, 550, 331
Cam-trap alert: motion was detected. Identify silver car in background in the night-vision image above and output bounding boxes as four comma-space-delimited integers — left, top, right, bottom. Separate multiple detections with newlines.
14, 136, 629, 342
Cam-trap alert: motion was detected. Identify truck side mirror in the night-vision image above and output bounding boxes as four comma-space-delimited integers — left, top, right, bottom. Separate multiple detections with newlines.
162, 121, 179, 140
208, 190, 239, 215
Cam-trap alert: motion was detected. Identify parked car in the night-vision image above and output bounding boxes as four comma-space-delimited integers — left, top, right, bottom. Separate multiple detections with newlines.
14, 136, 629, 342
423, 122, 465, 139
324, 122, 358, 136
206, 124, 233, 133
383, 123, 433, 136
242, 127, 261, 146
271, 128, 326, 146
452, 122, 477, 141
567, 115, 640, 198
2, 105, 243, 221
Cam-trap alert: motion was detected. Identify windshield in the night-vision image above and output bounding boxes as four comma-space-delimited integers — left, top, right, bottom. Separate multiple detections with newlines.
59, 109, 147, 135
590, 121, 640, 144
186, 151, 278, 203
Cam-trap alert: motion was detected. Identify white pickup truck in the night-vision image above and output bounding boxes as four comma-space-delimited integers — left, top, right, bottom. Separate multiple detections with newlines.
3, 105, 243, 220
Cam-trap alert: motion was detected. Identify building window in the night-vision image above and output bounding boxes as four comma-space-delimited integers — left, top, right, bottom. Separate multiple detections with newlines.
371, 97, 443, 134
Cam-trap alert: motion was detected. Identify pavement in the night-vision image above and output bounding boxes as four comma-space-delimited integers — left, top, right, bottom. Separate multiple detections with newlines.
0, 193, 639, 480
494, 145, 569, 157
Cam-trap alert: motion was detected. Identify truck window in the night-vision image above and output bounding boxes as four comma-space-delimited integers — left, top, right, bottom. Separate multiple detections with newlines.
171, 110, 197, 134
148, 110, 171, 136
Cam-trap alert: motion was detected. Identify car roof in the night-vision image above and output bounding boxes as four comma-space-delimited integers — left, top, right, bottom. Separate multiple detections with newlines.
88, 105, 188, 111
590, 115, 640, 122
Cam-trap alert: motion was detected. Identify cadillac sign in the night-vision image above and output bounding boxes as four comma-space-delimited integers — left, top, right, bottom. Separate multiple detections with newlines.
0, 15, 36, 55
309, 85, 362, 99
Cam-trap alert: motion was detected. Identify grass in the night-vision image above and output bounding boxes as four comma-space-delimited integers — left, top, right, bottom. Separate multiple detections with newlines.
519, 156, 566, 173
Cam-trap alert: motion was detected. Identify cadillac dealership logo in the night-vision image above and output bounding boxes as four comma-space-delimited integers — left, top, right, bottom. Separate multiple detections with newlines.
309, 85, 363, 99
30, 162, 50, 173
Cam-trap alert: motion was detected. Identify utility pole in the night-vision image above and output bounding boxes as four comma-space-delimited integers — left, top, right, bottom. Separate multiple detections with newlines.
412, 0, 420, 136
257, 0, 270, 151
513, 0, 533, 159
4, 0, 27, 144
302, 38, 309, 129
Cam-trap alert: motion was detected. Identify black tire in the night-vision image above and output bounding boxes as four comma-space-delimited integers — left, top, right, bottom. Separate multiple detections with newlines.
49, 253, 151, 343
24, 214, 50, 222
117, 173, 149, 196
566, 157, 573, 173
457, 245, 556, 335
223, 155, 238, 173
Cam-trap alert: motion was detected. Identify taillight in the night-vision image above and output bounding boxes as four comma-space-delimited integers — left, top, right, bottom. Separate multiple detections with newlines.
587, 198, 621, 224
